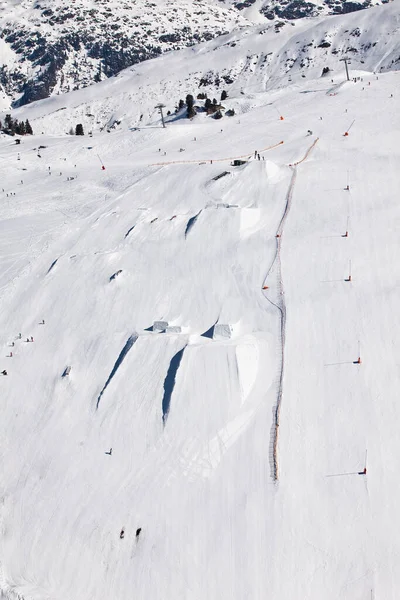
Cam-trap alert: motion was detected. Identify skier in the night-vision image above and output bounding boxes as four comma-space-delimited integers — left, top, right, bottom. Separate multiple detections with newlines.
31, 336, 34, 342
105, 448, 112, 455
307, 130, 313, 136
26, 338, 30, 342
120, 528, 125, 539
18, 333, 21, 339
136, 528, 142, 540
11, 342, 14, 347
2, 370, 7, 376
9, 352, 13, 358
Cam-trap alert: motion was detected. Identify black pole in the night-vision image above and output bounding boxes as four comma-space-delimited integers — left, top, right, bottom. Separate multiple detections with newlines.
159, 106, 165, 129
340, 58, 350, 81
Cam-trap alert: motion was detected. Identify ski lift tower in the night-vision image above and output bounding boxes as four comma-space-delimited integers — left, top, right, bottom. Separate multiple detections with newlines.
340, 57, 351, 81
155, 103, 166, 128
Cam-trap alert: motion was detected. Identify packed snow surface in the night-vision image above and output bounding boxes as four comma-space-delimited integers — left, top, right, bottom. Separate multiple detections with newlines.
0, 10, 399, 598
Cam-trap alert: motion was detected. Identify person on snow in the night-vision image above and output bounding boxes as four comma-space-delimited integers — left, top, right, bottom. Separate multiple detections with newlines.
120, 528, 125, 539
31, 336, 34, 342
136, 528, 142, 540
2, 370, 7, 376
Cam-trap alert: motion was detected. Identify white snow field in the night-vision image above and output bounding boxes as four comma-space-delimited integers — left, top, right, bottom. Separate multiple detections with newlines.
0, 7, 400, 599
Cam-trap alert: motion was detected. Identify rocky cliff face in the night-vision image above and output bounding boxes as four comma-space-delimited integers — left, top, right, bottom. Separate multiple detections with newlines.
0, 0, 248, 107
229, 0, 390, 20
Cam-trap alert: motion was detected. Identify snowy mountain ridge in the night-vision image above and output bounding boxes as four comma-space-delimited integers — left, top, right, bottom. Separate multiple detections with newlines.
8, 1, 400, 134
0, 0, 393, 109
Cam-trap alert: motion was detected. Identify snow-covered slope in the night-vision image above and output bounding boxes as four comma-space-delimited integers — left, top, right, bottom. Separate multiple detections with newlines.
0, 3, 400, 599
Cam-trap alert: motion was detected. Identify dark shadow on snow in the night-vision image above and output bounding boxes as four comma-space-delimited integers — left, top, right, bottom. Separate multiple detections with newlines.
124, 225, 135, 239
162, 347, 185, 425
212, 171, 230, 182
96, 334, 138, 409
185, 211, 202, 238
47, 258, 58, 274
201, 322, 218, 339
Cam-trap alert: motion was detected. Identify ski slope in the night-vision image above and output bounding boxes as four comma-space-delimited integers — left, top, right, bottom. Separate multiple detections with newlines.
0, 33, 400, 600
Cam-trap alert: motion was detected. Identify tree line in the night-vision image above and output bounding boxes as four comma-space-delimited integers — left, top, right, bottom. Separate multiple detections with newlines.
176, 89, 229, 119
0, 114, 33, 135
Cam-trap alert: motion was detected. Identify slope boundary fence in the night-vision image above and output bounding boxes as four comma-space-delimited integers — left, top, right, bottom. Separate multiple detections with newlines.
265, 137, 319, 482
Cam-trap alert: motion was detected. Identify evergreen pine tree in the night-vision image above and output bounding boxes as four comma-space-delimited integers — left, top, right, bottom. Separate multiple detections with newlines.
75, 123, 84, 136
221, 90, 227, 101
4, 114, 13, 130
186, 94, 195, 118
25, 119, 33, 135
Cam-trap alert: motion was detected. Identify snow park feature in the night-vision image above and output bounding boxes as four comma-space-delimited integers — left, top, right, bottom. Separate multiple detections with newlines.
0, 1, 400, 599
